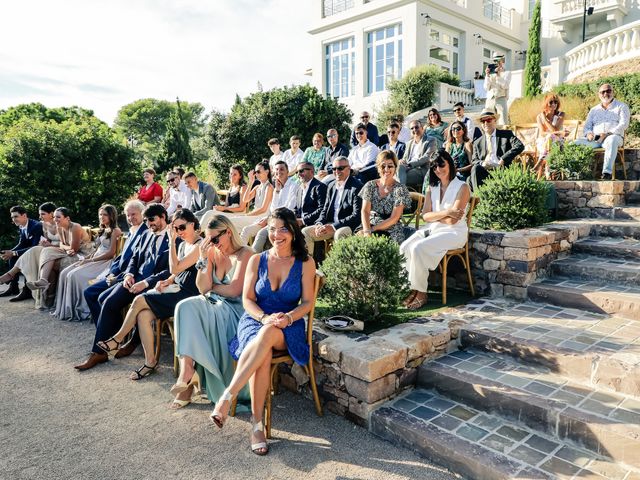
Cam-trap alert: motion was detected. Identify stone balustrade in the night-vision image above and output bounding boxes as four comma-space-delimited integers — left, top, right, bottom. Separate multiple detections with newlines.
435, 82, 475, 110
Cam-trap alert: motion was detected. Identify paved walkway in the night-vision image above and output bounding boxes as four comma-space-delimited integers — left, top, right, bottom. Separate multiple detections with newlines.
0, 295, 457, 480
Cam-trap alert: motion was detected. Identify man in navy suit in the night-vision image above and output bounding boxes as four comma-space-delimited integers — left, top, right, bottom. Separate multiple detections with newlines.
75, 203, 174, 371
301, 156, 362, 256
83, 200, 147, 324
1, 206, 43, 301
294, 161, 328, 227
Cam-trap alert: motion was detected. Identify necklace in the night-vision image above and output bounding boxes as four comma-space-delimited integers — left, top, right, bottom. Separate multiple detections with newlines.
271, 250, 292, 260
380, 180, 394, 195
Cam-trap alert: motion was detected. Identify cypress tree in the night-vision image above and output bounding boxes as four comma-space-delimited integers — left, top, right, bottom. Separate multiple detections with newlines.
524, 0, 542, 98
161, 97, 193, 171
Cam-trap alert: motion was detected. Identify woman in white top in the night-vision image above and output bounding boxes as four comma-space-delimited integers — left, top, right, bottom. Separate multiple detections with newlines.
534, 93, 565, 179
400, 149, 470, 310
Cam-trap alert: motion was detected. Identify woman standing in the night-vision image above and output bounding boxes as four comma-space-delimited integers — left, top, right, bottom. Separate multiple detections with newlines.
214, 164, 249, 214
52, 205, 122, 322
137, 168, 163, 204
210, 207, 316, 456
97, 209, 202, 380
169, 214, 253, 409
400, 150, 470, 310
443, 121, 473, 180
302, 133, 328, 173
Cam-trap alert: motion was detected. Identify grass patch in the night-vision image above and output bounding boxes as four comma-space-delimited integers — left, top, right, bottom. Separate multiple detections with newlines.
315, 288, 474, 334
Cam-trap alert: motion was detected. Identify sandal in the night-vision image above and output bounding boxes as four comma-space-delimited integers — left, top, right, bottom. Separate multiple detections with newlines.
210, 389, 234, 428
26, 279, 49, 291
96, 337, 121, 358
407, 293, 428, 310
250, 417, 269, 456
130, 363, 158, 381
402, 290, 417, 307
170, 371, 200, 396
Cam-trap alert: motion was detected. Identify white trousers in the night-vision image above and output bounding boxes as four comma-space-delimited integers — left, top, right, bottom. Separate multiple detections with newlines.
400, 228, 467, 292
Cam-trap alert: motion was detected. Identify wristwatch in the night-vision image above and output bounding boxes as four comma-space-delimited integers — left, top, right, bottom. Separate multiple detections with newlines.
195, 258, 208, 273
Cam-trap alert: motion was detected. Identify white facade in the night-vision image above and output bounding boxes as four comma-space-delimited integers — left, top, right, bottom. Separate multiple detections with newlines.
308, 0, 640, 121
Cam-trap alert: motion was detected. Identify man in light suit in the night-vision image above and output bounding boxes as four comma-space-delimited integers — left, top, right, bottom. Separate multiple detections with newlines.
294, 161, 328, 227
75, 203, 175, 371
184, 171, 219, 221
397, 119, 438, 191
470, 108, 524, 191
302, 156, 362, 256
0, 205, 43, 301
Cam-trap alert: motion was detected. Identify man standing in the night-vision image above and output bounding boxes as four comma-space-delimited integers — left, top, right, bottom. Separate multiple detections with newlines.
184, 171, 219, 221
453, 102, 478, 140
398, 120, 438, 190
470, 108, 524, 191
380, 122, 406, 160
350, 111, 379, 147
0, 206, 43, 301
294, 162, 328, 227
321, 128, 349, 184
244, 161, 301, 252
75, 203, 172, 371
348, 123, 379, 184
302, 157, 362, 256
574, 84, 630, 180
484, 54, 511, 125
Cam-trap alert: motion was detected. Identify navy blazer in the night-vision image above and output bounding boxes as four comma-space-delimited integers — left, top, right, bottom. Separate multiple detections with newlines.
12, 218, 43, 257
316, 176, 363, 231
124, 229, 176, 288
298, 177, 328, 226
108, 223, 149, 278
380, 141, 406, 160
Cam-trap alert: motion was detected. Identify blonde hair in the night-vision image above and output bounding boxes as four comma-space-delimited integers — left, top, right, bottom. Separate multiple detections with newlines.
376, 150, 398, 173
205, 213, 245, 250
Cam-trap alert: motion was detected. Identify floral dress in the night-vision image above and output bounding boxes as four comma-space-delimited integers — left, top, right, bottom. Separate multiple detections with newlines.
359, 180, 412, 244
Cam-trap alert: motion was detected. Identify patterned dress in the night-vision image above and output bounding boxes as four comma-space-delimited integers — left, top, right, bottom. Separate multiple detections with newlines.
359, 180, 412, 244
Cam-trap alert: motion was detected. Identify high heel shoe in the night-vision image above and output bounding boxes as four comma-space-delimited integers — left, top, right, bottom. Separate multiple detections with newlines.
210, 389, 234, 428
250, 417, 269, 456
169, 371, 200, 396
96, 336, 121, 359
26, 279, 49, 291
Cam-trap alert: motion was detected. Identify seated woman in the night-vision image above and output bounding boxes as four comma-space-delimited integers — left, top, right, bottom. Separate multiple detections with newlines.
137, 168, 163, 205
213, 164, 248, 214
203, 161, 273, 232
97, 208, 202, 380
169, 214, 253, 409
444, 121, 473, 180
210, 207, 316, 456
425, 108, 449, 146
400, 150, 470, 310
534, 93, 565, 179
52, 205, 122, 322
358, 150, 411, 244
27, 207, 94, 298
302, 133, 328, 173
0, 202, 58, 308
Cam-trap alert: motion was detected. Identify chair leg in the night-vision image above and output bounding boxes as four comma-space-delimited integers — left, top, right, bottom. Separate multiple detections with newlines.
621, 149, 627, 180
306, 363, 323, 417
154, 319, 162, 366
166, 322, 178, 378
442, 256, 449, 305
465, 249, 475, 297
230, 360, 238, 417
265, 364, 278, 439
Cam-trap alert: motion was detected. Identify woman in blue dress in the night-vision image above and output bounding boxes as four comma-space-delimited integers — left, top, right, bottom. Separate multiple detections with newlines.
211, 207, 316, 456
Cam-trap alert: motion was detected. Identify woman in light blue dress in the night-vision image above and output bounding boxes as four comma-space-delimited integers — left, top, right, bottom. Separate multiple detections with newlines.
170, 214, 253, 409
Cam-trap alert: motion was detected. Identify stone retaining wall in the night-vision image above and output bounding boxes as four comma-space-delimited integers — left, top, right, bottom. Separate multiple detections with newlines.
555, 180, 640, 218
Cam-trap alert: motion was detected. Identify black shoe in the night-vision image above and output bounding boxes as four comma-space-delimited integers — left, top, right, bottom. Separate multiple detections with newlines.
0, 285, 19, 297
602, 173, 612, 180
9, 287, 33, 302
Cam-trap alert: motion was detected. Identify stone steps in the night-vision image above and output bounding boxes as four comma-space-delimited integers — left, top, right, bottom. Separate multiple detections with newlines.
371, 386, 639, 480
614, 206, 640, 221
417, 349, 640, 469
549, 253, 640, 285
585, 218, 640, 240
627, 190, 640, 205
572, 237, 640, 259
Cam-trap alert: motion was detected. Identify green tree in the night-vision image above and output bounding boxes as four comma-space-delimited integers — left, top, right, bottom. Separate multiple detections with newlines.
0, 103, 94, 131
524, 0, 542, 98
206, 84, 352, 182
160, 98, 193, 172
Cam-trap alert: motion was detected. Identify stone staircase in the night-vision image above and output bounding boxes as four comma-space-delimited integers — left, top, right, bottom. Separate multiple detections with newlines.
370, 211, 640, 479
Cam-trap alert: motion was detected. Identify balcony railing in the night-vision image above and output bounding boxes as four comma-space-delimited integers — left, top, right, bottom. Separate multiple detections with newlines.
448, 0, 467, 7
558, 0, 628, 16
483, 0, 512, 28
323, 0, 354, 17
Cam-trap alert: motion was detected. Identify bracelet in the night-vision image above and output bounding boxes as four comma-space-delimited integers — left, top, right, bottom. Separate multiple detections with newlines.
285, 313, 293, 326
258, 312, 267, 324
195, 258, 208, 272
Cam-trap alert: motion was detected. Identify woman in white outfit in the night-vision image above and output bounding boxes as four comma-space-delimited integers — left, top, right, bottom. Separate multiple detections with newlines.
400, 149, 470, 310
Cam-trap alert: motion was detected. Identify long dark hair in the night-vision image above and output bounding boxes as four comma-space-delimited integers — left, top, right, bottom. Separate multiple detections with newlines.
448, 120, 469, 143
98, 204, 118, 239
429, 149, 457, 187
269, 207, 308, 262
230, 164, 247, 187
255, 160, 272, 183
38, 202, 56, 214
172, 208, 200, 231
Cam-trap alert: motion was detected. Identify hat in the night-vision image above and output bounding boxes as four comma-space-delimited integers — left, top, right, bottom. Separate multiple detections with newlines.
478, 108, 497, 120
492, 52, 505, 61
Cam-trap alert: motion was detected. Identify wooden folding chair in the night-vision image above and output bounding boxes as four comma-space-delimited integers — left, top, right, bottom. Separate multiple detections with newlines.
154, 317, 179, 377
514, 123, 539, 170
593, 135, 626, 180
403, 192, 424, 230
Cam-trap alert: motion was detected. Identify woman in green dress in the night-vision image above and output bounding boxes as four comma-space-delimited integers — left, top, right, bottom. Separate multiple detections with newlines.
425, 108, 449, 146
170, 214, 253, 409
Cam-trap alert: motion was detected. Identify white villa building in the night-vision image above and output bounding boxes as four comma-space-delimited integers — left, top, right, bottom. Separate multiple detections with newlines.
307, 0, 640, 118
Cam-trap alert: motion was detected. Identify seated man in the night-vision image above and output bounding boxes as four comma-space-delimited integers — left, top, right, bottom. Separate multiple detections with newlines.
244, 160, 300, 252
75, 203, 172, 371
453, 102, 479, 140
398, 119, 438, 190
0, 206, 43, 301
83, 200, 148, 324
380, 122, 406, 160
184, 171, 219, 220
302, 156, 362, 256
350, 111, 379, 147
470, 108, 524, 191
348, 123, 379, 184
320, 128, 349, 184
294, 162, 328, 227
573, 83, 630, 180
164, 170, 190, 217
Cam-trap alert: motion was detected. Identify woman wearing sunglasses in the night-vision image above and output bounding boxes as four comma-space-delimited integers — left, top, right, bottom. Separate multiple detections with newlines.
400, 150, 470, 310
425, 108, 448, 146
534, 93, 565, 179
443, 121, 473, 180
169, 214, 253, 409
97, 208, 202, 380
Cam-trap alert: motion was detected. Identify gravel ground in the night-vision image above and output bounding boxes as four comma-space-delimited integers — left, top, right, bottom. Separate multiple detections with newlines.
0, 293, 458, 480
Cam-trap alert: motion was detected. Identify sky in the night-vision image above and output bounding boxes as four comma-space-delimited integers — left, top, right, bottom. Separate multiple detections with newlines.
0, 0, 314, 125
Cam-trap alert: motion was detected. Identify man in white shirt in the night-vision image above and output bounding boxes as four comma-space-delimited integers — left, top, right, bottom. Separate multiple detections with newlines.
574, 84, 630, 180
395, 114, 412, 144
282, 135, 304, 174
267, 138, 283, 170
484, 54, 511, 125
242, 161, 301, 251
348, 123, 379, 184
164, 171, 190, 217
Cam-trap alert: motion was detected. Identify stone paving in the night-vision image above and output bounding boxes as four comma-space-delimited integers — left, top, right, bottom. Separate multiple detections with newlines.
551, 253, 640, 281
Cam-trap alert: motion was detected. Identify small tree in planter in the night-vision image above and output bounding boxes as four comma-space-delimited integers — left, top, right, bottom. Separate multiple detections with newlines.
546, 143, 594, 180
320, 235, 410, 320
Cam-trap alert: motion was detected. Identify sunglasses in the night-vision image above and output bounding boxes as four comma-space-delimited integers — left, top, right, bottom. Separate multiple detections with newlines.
431, 160, 446, 169
355, 131, 365, 136
599, 89, 612, 94
210, 229, 227, 245
387, 130, 398, 135
410, 126, 421, 131
333, 165, 349, 172
327, 134, 337, 138
144, 216, 157, 222
166, 178, 176, 183
480, 118, 495, 123
361, 116, 369, 119
296, 167, 312, 175
451, 127, 462, 132
548, 100, 558, 104
173, 223, 188, 232
381, 164, 395, 170
453, 108, 462, 112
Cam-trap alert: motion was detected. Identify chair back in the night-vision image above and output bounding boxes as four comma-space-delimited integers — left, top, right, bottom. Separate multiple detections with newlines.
403, 192, 425, 229
306, 272, 325, 348
514, 123, 539, 152
217, 189, 229, 204
115, 234, 126, 256
562, 120, 580, 142
82, 226, 97, 241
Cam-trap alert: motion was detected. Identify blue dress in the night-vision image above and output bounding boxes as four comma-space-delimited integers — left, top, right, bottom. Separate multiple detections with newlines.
229, 252, 309, 365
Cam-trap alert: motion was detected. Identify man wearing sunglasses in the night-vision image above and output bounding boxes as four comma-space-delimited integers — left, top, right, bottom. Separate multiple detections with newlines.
573, 84, 629, 180
453, 102, 479, 140
470, 108, 523, 191
294, 162, 328, 228
75, 203, 175, 371
350, 111, 379, 147
398, 119, 438, 190
164, 170, 190, 217
380, 122, 406, 160
348, 123, 380, 184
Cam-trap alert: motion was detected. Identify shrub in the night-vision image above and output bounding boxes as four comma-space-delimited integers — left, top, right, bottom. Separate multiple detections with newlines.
320, 235, 410, 320
473, 165, 550, 231
524, 0, 542, 98
546, 142, 594, 180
